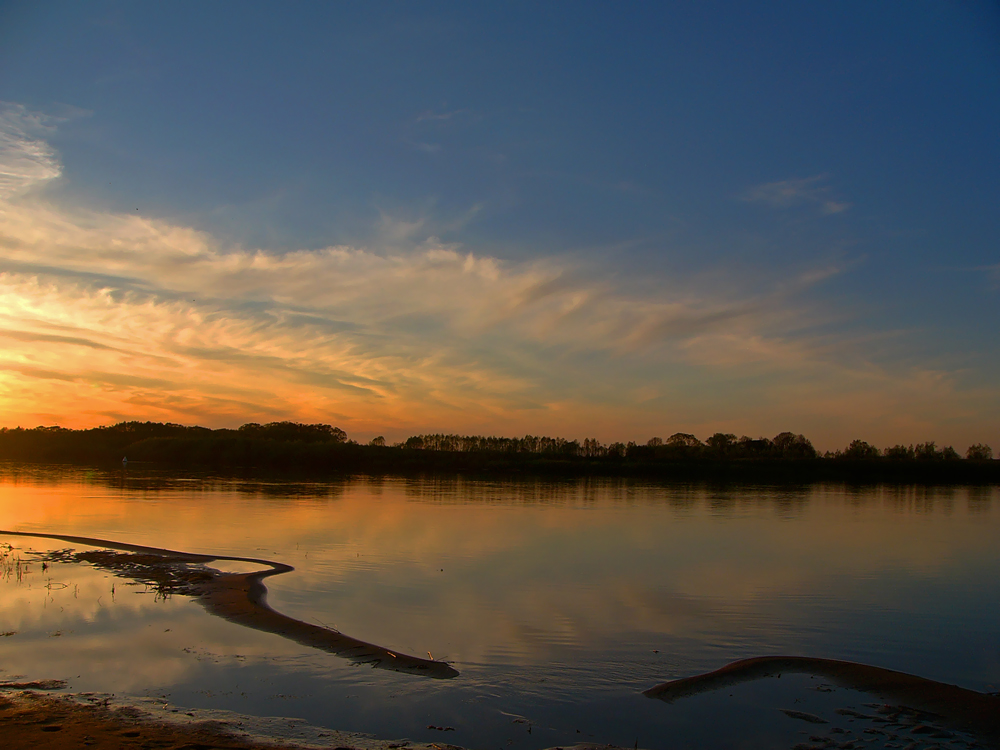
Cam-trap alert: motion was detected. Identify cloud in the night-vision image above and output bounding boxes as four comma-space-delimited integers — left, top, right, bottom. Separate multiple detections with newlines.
3, 192, 991, 445
0, 107, 993, 447
821, 200, 850, 214
741, 174, 851, 214
0, 103, 63, 197
986, 263, 1000, 289
415, 109, 469, 123
0, 191, 851, 434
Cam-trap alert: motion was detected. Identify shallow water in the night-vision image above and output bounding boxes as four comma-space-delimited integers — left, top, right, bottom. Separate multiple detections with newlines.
1, 465, 997, 749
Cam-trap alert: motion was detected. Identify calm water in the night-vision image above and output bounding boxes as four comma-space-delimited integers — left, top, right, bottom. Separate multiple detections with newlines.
1, 465, 998, 749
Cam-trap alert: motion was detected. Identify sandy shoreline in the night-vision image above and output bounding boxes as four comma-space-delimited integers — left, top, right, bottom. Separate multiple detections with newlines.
0, 688, 640, 750
0, 689, 342, 750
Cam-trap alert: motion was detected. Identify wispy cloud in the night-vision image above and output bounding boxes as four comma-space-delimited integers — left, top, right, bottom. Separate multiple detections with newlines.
986, 263, 1000, 289
0, 194, 849, 434
0, 103, 63, 197
0, 108, 993, 448
741, 174, 850, 215
415, 109, 470, 123
2, 194, 989, 446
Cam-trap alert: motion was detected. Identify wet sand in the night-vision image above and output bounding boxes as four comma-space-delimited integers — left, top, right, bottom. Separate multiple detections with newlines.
0, 690, 321, 750
0, 689, 638, 750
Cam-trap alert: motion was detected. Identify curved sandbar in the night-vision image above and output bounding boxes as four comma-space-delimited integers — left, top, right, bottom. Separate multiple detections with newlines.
0, 529, 458, 679
644, 656, 999, 742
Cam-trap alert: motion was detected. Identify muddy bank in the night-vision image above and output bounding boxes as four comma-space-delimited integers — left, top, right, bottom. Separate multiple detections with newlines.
0, 689, 640, 750
0, 690, 317, 750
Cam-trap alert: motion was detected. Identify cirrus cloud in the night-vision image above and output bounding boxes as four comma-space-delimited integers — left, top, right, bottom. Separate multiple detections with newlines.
0, 102, 64, 198
740, 174, 851, 215
0, 104, 994, 449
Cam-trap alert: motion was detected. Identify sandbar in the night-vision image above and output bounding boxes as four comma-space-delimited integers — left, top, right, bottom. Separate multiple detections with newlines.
1, 529, 456, 679
644, 655, 1000, 745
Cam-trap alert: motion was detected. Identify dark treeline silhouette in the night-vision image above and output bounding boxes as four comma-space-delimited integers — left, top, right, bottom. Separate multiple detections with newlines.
0, 421, 339, 463
397, 431, 820, 460
0, 422, 995, 482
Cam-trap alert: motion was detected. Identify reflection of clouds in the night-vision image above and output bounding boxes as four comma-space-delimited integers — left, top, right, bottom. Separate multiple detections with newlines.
0, 560, 201, 691
0, 476, 998, 693
0, 601, 302, 695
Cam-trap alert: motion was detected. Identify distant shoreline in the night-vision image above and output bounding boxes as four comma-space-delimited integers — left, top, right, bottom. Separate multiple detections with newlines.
1, 422, 996, 485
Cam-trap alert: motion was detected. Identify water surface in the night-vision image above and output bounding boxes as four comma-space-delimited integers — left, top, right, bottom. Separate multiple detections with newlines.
1, 465, 997, 749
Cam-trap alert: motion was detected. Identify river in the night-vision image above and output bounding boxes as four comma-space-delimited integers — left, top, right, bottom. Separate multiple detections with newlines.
1, 465, 997, 749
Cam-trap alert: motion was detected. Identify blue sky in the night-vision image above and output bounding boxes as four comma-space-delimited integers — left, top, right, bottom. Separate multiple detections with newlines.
0, 1, 998, 449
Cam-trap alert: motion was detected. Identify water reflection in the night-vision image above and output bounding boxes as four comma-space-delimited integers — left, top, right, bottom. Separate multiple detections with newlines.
0, 466, 997, 750
3, 530, 456, 678
645, 656, 1000, 744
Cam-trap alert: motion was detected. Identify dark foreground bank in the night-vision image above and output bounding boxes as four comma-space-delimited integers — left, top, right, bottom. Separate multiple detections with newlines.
1, 689, 648, 750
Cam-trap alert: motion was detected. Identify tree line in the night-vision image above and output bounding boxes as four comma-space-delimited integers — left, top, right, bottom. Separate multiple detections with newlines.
389, 431, 992, 462
0, 422, 994, 480
0, 421, 993, 461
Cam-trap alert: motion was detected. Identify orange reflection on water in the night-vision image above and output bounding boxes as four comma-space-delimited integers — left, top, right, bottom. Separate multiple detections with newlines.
1, 467, 998, 697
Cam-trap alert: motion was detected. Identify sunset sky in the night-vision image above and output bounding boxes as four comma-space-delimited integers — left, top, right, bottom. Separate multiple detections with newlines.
1, 1, 998, 450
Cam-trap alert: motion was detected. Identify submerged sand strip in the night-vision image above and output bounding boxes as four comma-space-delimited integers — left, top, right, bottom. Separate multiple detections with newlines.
0, 529, 457, 679
644, 655, 1000, 743
0, 528, 287, 569
197, 567, 459, 677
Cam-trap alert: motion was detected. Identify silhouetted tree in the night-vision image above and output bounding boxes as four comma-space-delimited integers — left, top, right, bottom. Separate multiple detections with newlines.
966, 443, 993, 461
664, 432, 703, 458
606, 442, 627, 458
369, 436, 386, 447
772, 432, 817, 459
883, 444, 914, 460
667, 432, 701, 448
238, 422, 347, 443
705, 432, 737, 458
738, 435, 774, 458
840, 439, 880, 459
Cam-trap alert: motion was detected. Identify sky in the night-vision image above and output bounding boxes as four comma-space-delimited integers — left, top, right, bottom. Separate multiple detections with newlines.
0, 1, 998, 451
